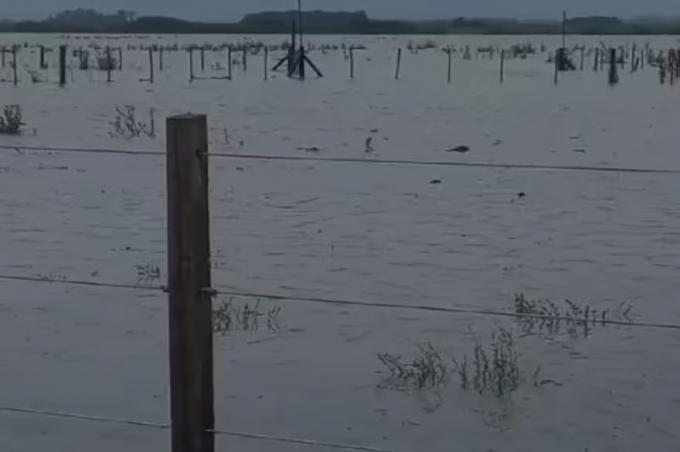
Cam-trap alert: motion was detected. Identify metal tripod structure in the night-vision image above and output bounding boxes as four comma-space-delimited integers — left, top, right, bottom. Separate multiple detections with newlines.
271, 0, 323, 80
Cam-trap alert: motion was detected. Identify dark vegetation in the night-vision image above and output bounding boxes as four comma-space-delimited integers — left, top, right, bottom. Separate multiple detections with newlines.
2, 9, 680, 35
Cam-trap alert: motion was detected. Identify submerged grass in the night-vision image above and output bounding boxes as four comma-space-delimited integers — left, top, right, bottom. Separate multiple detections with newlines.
379, 328, 523, 397
514, 293, 633, 337
212, 297, 282, 335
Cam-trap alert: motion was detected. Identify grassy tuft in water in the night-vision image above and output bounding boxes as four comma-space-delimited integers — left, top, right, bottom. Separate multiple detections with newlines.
514, 293, 633, 337
454, 328, 520, 396
378, 342, 448, 390
212, 297, 282, 335
0, 105, 24, 135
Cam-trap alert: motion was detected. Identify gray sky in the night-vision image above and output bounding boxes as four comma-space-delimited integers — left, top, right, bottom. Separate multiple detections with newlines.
2, 0, 679, 21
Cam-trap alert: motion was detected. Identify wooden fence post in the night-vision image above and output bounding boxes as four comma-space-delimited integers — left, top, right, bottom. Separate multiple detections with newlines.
189, 48, 194, 82
59, 45, 67, 86
349, 46, 354, 79
447, 48, 452, 84
395, 47, 402, 80
608, 48, 619, 86
12, 45, 18, 86
264, 47, 268, 81
40, 45, 46, 69
106, 46, 112, 83
148, 48, 154, 83
166, 114, 214, 452
227, 46, 232, 79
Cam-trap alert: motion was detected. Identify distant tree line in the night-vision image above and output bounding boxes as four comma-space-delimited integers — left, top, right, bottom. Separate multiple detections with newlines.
1, 9, 680, 34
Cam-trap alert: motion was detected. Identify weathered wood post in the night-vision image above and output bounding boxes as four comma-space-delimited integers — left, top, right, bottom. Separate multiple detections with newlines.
500, 49, 505, 84
631, 44, 636, 72
106, 46, 112, 83
447, 48, 452, 84
264, 47, 268, 81
200, 47, 205, 72
148, 48, 154, 83
553, 49, 559, 85
12, 45, 18, 86
349, 46, 354, 79
40, 45, 46, 69
395, 47, 402, 80
299, 46, 306, 80
160, 47, 164, 72
593, 48, 599, 72
189, 48, 194, 82
59, 45, 67, 87
227, 46, 232, 79
166, 114, 214, 452
117, 47, 123, 70
580, 47, 585, 70
242, 47, 247, 72
1, 46, 5, 68
608, 48, 619, 86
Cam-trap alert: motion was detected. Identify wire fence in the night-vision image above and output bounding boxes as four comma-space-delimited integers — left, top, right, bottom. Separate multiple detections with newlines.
1, 137, 679, 451
2, 143, 680, 175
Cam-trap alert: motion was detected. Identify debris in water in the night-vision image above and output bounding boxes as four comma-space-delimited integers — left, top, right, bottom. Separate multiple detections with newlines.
297, 145, 322, 153
430, 179, 442, 184
445, 145, 470, 153
365, 137, 374, 153
517, 192, 526, 198
572, 149, 587, 153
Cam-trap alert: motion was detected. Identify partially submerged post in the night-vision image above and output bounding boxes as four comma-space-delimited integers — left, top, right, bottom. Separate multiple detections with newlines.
349, 46, 354, 79
1, 46, 5, 68
166, 114, 214, 452
40, 45, 47, 69
242, 47, 247, 72
148, 48, 155, 83
200, 47, 205, 72
106, 46, 112, 83
59, 45, 67, 86
264, 47, 268, 81
12, 45, 17, 86
579, 47, 585, 70
554, 50, 559, 85
608, 48, 619, 86
500, 49, 505, 84
446, 47, 452, 84
188, 47, 195, 82
395, 48, 402, 80
117, 47, 123, 70
227, 46, 232, 79
593, 48, 599, 72
160, 47, 164, 72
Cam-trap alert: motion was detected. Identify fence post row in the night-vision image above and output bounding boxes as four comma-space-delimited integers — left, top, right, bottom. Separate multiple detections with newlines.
166, 114, 214, 452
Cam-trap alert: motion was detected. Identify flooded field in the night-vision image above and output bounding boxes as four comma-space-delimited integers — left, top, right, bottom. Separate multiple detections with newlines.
1, 33, 680, 451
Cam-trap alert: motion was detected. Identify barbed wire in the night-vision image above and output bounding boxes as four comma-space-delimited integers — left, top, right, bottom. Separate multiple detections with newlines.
0, 406, 391, 452
2, 272, 679, 331
2, 144, 680, 175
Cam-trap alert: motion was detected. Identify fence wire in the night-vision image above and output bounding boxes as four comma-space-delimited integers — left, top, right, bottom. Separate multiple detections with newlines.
2, 144, 680, 175
2, 273, 679, 332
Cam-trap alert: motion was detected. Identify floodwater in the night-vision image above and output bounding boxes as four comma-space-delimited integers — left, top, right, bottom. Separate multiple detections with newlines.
1, 33, 680, 451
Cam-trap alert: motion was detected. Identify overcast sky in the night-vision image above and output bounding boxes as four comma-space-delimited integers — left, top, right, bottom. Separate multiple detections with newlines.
2, 0, 679, 21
